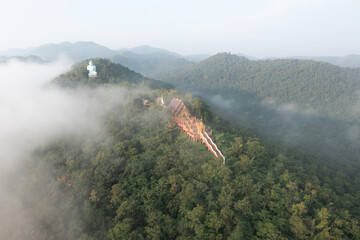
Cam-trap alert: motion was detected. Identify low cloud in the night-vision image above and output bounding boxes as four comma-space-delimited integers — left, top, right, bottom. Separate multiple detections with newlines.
262, 97, 317, 116
0, 59, 150, 239
0, 59, 151, 170
210, 94, 233, 109
0, 58, 71, 168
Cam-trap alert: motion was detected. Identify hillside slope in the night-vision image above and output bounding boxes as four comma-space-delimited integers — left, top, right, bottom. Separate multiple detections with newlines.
11, 91, 360, 240
5, 62, 360, 239
159, 52, 360, 172
163, 53, 360, 121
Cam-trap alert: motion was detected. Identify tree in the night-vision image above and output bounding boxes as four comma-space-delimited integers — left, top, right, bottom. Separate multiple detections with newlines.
206, 211, 224, 234
256, 221, 281, 240
289, 215, 309, 239
231, 137, 243, 157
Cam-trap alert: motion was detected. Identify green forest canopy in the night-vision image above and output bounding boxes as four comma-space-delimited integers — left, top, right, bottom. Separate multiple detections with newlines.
7, 60, 360, 239
162, 53, 360, 121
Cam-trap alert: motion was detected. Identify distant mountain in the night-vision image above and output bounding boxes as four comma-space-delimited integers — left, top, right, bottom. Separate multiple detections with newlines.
290, 54, 360, 68
118, 45, 182, 58
110, 51, 194, 79
53, 58, 170, 89
118, 46, 211, 63
163, 53, 360, 121
2, 41, 116, 62
1, 42, 206, 77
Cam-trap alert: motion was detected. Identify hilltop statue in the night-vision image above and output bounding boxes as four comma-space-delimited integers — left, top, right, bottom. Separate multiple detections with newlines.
87, 60, 97, 77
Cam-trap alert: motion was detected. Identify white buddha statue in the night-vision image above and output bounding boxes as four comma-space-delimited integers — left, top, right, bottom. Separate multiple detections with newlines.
87, 60, 97, 77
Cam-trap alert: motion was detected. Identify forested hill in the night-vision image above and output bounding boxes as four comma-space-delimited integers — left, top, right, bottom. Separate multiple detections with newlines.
52, 58, 171, 89
7, 60, 360, 239
162, 53, 360, 121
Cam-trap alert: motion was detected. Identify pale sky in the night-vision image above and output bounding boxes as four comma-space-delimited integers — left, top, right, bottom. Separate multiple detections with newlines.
0, 0, 359, 58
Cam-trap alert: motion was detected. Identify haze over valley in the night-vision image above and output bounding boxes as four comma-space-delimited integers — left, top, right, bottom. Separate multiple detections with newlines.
1, 0, 360, 239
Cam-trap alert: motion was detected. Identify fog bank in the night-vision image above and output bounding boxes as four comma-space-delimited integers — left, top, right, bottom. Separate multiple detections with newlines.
0, 59, 150, 239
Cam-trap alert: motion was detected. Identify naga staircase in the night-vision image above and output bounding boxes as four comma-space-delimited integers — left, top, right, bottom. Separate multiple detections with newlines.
168, 98, 225, 164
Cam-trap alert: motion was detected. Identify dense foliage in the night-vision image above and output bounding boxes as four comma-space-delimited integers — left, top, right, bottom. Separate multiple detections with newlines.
159, 52, 360, 172
162, 53, 360, 121
10, 91, 360, 239
7, 59, 360, 239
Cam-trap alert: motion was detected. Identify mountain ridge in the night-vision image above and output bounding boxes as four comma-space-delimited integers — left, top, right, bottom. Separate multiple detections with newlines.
161, 52, 360, 121
288, 54, 360, 68
1, 41, 209, 63
2, 41, 360, 67
1, 41, 203, 78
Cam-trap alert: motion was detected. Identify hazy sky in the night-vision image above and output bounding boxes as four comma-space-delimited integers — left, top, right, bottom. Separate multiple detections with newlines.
0, 0, 359, 58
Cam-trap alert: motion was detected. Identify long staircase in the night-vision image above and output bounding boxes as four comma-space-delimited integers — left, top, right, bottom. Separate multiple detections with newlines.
202, 132, 225, 164
168, 98, 225, 164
